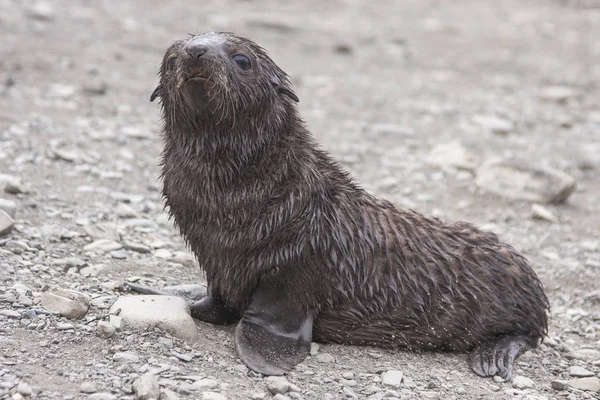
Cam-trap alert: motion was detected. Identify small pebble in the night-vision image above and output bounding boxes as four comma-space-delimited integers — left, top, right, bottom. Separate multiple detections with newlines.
97, 321, 116, 338
315, 353, 334, 363
200, 393, 227, 400
132, 373, 160, 400
16, 382, 32, 396
512, 376, 535, 389
265, 376, 291, 395
381, 370, 403, 388
80, 381, 97, 393
113, 351, 140, 363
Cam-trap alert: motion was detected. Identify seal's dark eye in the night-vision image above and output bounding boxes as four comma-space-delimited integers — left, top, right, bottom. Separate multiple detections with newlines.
167, 57, 177, 70
232, 54, 251, 71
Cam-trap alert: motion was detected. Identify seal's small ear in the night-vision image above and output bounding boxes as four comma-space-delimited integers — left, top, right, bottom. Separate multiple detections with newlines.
150, 86, 161, 102
269, 75, 299, 103
279, 87, 299, 103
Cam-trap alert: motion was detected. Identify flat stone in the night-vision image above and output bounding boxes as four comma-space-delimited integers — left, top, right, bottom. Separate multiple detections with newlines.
84, 223, 121, 242
272, 395, 290, 400
192, 379, 219, 390
124, 241, 151, 254
201, 393, 227, 400
110, 250, 128, 259
512, 376, 535, 389
476, 160, 576, 204
426, 141, 478, 171
540, 86, 581, 102
56, 322, 75, 330
109, 296, 198, 341
80, 264, 108, 278
265, 376, 291, 395
84, 239, 122, 253
88, 393, 118, 400
568, 377, 600, 392
154, 249, 172, 259
41, 289, 91, 318
0, 210, 14, 237
80, 381, 97, 393
472, 114, 515, 134
531, 204, 558, 223
565, 349, 600, 361
113, 351, 140, 363
569, 366, 595, 377
0, 199, 17, 218
315, 353, 335, 363
115, 203, 139, 218
551, 380, 569, 391
381, 370, 403, 388
170, 252, 198, 268
132, 373, 160, 400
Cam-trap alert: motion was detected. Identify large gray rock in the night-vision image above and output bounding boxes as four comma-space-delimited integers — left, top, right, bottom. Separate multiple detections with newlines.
0, 210, 14, 237
109, 295, 198, 341
41, 289, 91, 318
476, 160, 576, 203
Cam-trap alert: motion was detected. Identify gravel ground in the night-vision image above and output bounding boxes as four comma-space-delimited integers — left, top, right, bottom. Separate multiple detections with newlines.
1, 0, 599, 399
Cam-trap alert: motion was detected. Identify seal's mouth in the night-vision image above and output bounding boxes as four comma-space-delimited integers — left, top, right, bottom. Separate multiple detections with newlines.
178, 73, 210, 89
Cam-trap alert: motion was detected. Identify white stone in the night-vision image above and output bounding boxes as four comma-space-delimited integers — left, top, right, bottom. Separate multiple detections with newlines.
531, 204, 558, 223
41, 289, 90, 319
427, 141, 478, 171
265, 376, 291, 395
568, 377, 600, 392
381, 370, 403, 388
132, 373, 160, 400
0, 198, 17, 218
511, 375, 535, 389
192, 379, 219, 390
0, 210, 14, 237
539, 86, 580, 102
201, 393, 227, 400
569, 366, 595, 377
472, 114, 515, 134
109, 295, 198, 341
476, 160, 576, 204
84, 223, 121, 242
83, 239, 122, 253
97, 321, 116, 338
113, 351, 140, 363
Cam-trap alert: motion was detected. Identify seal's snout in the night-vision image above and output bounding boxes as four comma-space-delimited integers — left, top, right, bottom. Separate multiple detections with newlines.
186, 41, 208, 62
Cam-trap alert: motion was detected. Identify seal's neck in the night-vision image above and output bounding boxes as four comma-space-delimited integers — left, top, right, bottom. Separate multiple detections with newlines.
160, 104, 311, 185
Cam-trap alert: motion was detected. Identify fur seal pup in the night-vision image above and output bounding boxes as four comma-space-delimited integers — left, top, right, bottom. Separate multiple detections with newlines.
148, 31, 549, 379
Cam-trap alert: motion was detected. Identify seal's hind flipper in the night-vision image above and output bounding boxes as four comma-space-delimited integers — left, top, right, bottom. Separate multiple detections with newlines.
235, 280, 313, 376
469, 334, 535, 380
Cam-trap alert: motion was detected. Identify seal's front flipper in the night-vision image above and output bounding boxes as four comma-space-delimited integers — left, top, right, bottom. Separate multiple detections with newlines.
235, 280, 314, 376
469, 334, 535, 380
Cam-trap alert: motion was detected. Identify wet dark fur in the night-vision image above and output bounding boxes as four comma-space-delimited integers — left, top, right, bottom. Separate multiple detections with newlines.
154, 32, 549, 359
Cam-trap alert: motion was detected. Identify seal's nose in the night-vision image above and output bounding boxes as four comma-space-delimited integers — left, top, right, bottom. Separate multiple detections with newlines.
186, 42, 208, 61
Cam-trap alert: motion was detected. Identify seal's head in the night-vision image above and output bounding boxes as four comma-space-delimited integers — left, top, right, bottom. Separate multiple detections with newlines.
151, 32, 299, 126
